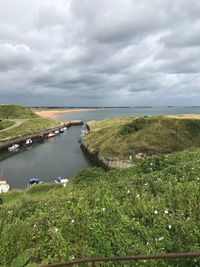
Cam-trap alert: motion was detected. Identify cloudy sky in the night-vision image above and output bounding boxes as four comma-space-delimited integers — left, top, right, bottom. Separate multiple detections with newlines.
0, 0, 200, 106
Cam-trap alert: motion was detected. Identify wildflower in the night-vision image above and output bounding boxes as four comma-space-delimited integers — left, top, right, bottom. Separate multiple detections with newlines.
33, 224, 36, 228
158, 236, 164, 241
127, 190, 130, 194
136, 194, 140, 198
168, 224, 172, 229
102, 208, 105, 211
71, 219, 75, 223
54, 228, 59, 232
71, 255, 75, 260
154, 210, 158, 214
164, 209, 169, 215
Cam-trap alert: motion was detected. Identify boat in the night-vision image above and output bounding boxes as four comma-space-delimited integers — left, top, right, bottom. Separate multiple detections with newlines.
78, 136, 83, 143
0, 178, 10, 193
47, 132, 55, 138
55, 176, 68, 187
8, 144, 19, 152
28, 178, 42, 187
25, 139, 32, 145
54, 130, 60, 135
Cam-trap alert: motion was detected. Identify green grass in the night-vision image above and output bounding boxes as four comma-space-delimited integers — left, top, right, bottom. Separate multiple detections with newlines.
0, 120, 15, 130
0, 105, 38, 119
84, 116, 200, 159
0, 118, 62, 140
1, 148, 200, 266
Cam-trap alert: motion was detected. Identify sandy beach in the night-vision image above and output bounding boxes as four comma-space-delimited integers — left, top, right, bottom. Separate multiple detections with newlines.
166, 114, 200, 119
35, 108, 99, 119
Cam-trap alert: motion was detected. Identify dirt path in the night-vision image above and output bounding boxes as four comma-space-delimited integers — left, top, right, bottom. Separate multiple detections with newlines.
0, 119, 25, 132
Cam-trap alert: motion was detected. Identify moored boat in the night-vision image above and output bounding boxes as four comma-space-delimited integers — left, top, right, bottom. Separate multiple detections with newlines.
28, 178, 43, 187
55, 176, 68, 187
8, 144, 19, 152
54, 130, 60, 135
0, 178, 10, 193
26, 139, 32, 145
47, 132, 55, 138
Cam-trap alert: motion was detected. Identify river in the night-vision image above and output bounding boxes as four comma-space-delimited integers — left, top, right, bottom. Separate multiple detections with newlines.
1, 107, 200, 189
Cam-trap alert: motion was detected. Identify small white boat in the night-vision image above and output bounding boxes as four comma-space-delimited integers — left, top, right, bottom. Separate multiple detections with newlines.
48, 132, 55, 138
26, 139, 32, 145
55, 177, 68, 187
54, 130, 60, 135
0, 178, 10, 193
8, 144, 19, 152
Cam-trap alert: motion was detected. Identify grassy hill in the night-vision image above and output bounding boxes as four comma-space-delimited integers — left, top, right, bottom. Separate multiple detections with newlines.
0, 120, 14, 130
0, 105, 39, 119
0, 105, 64, 141
0, 148, 200, 266
85, 116, 200, 160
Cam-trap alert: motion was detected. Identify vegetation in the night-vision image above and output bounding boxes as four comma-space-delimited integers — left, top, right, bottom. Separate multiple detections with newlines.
0, 105, 39, 119
85, 116, 200, 159
0, 105, 64, 141
0, 118, 62, 140
1, 148, 200, 266
0, 120, 15, 131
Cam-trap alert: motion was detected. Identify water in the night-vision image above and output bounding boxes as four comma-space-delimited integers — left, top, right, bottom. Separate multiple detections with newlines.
0, 126, 93, 189
1, 107, 200, 189
59, 107, 200, 121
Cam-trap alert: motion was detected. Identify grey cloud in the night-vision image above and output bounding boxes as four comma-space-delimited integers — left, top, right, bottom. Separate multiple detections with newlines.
0, 0, 200, 106
0, 43, 33, 71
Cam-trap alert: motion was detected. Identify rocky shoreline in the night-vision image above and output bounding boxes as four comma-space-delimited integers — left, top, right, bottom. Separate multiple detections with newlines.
0, 120, 83, 150
81, 121, 132, 170
81, 142, 132, 170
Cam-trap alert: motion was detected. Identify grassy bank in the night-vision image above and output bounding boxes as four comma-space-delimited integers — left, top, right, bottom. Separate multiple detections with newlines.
0, 105, 64, 141
0, 105, 38, 119
0, 120, 15, 131
85, 116, 200, 160
0, 118, 62, 140
0, 148, 200, 266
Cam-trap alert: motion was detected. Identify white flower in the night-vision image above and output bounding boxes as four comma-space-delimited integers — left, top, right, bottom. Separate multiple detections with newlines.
33, 224, 36, 228
71, 255, 75, 260
168, 224, 172, 229
71, 219, 75, 223
154, 210, 158, 214
127, 190, 130, 194
136, 194, 140, 198
102, 208, 105, 211
158, 236, 164, 241
164, 209, 169, 215
54, 228, 59, 232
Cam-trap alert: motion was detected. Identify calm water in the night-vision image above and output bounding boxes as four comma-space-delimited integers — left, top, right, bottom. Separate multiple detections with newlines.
1, 107, 200, 189
0, 126, 93, 189
59, 107, 200, 121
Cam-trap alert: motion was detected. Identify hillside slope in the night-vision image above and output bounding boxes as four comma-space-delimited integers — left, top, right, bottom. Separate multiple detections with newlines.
0, 104, 39, 119
84, 116, 200, 160
0, 148, 200, 266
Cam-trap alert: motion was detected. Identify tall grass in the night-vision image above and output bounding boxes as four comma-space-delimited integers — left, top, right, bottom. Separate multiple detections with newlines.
1, 148, 200, 266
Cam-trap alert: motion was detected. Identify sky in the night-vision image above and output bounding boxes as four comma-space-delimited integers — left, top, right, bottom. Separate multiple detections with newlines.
0, 0, 200, 107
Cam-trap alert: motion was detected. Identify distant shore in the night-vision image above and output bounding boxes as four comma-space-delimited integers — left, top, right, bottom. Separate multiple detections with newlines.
35, 108, 100, 119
